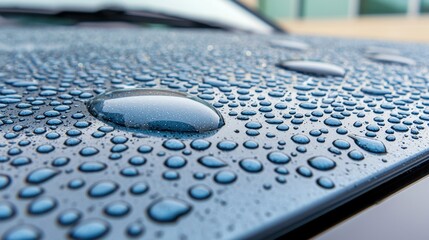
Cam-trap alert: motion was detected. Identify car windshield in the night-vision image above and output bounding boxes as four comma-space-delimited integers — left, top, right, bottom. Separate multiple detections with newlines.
0, 0, 277, 33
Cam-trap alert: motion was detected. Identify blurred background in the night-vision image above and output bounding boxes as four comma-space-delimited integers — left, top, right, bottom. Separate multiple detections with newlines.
240, 0, 429, 43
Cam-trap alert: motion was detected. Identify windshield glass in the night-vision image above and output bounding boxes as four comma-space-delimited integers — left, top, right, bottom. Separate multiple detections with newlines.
0, 0, 276, 33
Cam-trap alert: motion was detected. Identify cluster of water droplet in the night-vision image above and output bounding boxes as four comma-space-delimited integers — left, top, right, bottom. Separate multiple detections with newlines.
0, 28, 427, 239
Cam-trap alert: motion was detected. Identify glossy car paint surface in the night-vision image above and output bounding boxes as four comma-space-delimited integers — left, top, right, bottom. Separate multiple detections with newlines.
0, 27, 428, 239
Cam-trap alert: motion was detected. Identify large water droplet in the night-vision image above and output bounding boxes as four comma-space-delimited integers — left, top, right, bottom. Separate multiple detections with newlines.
28, 196, 57, 215
239, 159, 263, 173
198, 156, 227, 168
367, 53, 415, 65
277, 60, 345, 77
270, 39, 309, 51
308, 156, 336, 171
3, 225, 42, 240
88, 180, 119, 198
26, 168, 60, 184
349, 134, 387, 154
188, 184, 212, 200
69, 219, 110, 240
0, 201, 15, 220
87, 89, 224, 133
147, 198, 191, 223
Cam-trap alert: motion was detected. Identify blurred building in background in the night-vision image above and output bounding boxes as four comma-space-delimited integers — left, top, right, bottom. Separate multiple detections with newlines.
242, 0, 429, 20
240, 0, 429, 43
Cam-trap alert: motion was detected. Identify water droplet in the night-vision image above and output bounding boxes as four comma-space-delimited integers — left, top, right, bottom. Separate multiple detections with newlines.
239, 159, 263, 173
214, 170, 237, 184
0, 174, 11, 190
349, 134, 387, 154
69, 219, 110, 240
164, 156, 187, 169
297, 166, 313, 177
270, 39, 309, 51
190, 139, 211, 150
28, 196, 57, 215
87, 89, 224, 133
277, 60, 345, 77
104, 200, 131, 217
198, 156, 227, 168
217, 140, 238, 151
333, 139, 350, 149
291, 134, 310, 144
368, 53, 415, 65
129, 182, 149, 195
267, 152, 291, 164
18, 186, 44, 199
26, 168, 60, 184
163, 139, 185, 151
147, 198, 191, 223
308, 156, 336, 171
0, 201, 15, 220
58, 209, 82, 226
188, 184, 212, 200
316, 177, 335, 189
88, 180, 119, 198
348, 150, 365, 161
78, 161, 107, 173
3, 225, 42, 240
126, 222, 144, 238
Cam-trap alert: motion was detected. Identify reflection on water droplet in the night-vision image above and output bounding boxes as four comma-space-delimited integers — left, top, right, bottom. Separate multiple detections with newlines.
277, 60, 345, 77
87, 89, 224, 133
